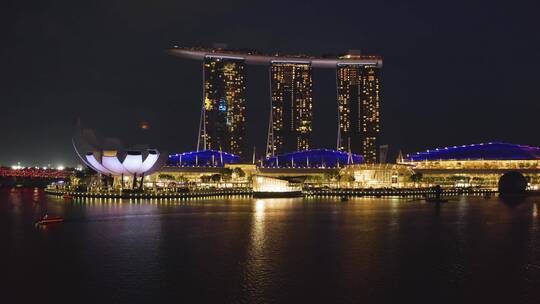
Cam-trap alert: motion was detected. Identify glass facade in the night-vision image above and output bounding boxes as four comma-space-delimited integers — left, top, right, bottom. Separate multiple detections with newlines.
266, 62, 313, 156
343, 164, 413, 188
336, 64, 381, 163
199, 56, 247, 158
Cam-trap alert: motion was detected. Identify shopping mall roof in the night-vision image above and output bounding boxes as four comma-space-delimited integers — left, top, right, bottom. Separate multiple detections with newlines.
405, 142, 540, 161
263, 149, 363, 168
167, 150, 240, 167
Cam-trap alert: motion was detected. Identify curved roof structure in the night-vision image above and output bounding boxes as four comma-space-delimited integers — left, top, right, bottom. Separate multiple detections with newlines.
406, 142, 540, 161
263, 149, 363, 168
168, 47, 383, 68
84, 149, 161, 176
72, 126, 164, 176
167, 150, 240, 167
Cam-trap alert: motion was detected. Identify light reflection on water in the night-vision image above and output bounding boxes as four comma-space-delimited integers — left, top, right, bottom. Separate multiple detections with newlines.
2, 188, 540, 303
243, 199, 268, 301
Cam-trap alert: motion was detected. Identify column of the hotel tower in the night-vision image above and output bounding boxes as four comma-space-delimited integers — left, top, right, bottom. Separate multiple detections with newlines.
336, 60, 381, 163
358, 64, 381, 163
266, 61, 313, 156
198, 55, 247, 158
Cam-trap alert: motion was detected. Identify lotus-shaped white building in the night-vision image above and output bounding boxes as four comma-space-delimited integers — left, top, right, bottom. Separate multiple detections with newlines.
84, 149, 161, 177
71, 126, 165, 189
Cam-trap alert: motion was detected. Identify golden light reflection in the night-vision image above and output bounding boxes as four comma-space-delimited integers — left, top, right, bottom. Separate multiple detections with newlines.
388, 199, 399, 228
255, 199, 266, 215
246, 199, 267, 280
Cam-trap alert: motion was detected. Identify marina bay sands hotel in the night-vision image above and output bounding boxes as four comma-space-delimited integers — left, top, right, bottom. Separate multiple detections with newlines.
169, 46, 382, 163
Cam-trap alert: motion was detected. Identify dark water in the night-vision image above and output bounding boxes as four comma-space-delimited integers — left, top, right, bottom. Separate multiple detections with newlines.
2, 188, 540, 303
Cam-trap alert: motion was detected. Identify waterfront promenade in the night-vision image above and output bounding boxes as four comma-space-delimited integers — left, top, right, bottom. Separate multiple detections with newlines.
45, 187, 496, 199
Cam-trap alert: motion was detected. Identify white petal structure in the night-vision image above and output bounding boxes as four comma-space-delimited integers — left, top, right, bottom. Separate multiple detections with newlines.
141, 150, 159, 173
123, 151, 143, 174
86, 153, 113, 174
102, 151, 128, 174
83, 149, 160, 176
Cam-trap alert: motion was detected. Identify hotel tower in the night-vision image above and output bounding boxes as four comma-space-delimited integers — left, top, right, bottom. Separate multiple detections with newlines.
336, 61, 381, 163
197, 56, 247, 158
266, 62, 313, 156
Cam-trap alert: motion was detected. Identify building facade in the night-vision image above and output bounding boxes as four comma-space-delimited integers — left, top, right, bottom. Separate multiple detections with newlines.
342, 163, 414, 188
266, 61, 313, 156
400, 143, 540, 189
336, 63, 381, 163
198, 56, 247, 158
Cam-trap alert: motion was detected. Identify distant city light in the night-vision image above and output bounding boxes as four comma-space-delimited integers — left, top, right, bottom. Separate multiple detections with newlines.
56, 165, 65, 171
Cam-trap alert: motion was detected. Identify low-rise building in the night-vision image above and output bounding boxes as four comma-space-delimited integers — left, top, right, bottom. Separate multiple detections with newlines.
398, 142, 540, 189
341, 163, 414, 188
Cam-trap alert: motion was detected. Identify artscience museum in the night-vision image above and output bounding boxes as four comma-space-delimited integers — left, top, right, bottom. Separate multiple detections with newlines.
72, 128, 163, 189
80, 149, 162, 189
85, 149, 160, 176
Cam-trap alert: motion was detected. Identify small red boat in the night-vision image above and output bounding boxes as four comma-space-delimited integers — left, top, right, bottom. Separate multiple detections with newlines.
63, 194, 73, 199
36, 215, 64, 225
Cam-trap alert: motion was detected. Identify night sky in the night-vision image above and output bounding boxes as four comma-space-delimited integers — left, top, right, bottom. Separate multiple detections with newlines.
2, 0, 539, 166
